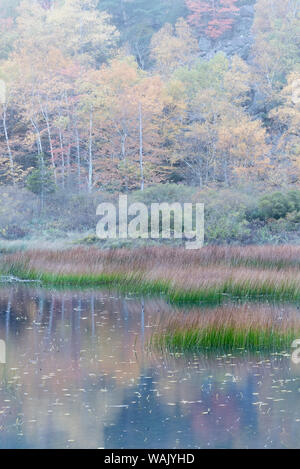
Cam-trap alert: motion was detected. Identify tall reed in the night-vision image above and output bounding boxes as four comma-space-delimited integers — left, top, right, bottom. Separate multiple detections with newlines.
151, 304, 300, 351
2, 246, 300, 303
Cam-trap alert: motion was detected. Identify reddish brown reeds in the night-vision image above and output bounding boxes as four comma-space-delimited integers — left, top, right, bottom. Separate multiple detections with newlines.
2, 246, 300, 302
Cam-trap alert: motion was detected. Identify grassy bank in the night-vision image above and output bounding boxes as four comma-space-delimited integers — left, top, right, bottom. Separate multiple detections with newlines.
2, 245, 300, 351
2, 246, 300, 303
151, 304, 300, 351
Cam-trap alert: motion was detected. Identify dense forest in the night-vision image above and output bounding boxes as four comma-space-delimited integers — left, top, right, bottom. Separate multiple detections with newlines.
0, 0, 299, 243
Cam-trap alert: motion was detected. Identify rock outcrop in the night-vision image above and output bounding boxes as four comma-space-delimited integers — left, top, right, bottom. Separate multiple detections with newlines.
199, 1, 256, 61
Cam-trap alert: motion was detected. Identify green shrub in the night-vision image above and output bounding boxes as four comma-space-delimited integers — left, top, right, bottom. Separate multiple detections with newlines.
26, 167, 56, 196
130, 183, 196, 204
286, 191, 300, 212
258, 192, 290, 220
202, 189, 252, 243
0, 186, 38, 239
258, 191, 300, 221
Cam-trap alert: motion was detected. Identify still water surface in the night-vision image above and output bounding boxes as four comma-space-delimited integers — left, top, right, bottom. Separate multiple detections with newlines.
0, 285, 299, 449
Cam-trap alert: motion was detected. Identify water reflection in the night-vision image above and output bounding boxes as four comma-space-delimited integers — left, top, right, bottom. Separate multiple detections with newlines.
0, 286, 299, 449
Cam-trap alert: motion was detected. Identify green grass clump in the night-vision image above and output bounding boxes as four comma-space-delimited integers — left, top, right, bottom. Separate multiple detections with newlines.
151, 303, 300, 352
152, 327, 297, 352
2, 261, 300, 305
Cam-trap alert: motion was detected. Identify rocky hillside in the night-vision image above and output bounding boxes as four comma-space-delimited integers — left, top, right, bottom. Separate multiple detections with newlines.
199, 1, 256, 60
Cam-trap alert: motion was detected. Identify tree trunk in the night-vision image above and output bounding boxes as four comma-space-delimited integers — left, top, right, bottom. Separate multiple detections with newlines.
88, 108, 93, 193
139, 103, 144, 191
2, 105, 15, 185
40, 98, 57, 185
45, 112, 56, 185
63, 92, 72, 187
30, 117, 43, 155
224, 156, 229, 186
75, 124, 81, 190
58, 127, 65, 189
38, 151, 46, 212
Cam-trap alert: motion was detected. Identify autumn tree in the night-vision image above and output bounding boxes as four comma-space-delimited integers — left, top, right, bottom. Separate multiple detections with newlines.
0, 1, 17, 60
150, 18, 198, 76
98, 0, 187, 68
252, 0, 300, 101
185, 0, 239, 40
0, 57, 30, 185
0, 0, 297, 198
0, 0, 121, 195
80, 56, 168, 191
16, 0, 119, 67
269, 70, 300, 182
168, 53, 269, 186
177, 93, 269, 187
2, 43, 85, 189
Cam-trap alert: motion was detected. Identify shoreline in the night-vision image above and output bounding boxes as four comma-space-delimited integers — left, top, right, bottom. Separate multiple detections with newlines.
2, 245, 300, 304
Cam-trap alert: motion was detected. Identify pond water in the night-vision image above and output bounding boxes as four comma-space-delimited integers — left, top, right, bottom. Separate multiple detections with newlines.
0, 285, 299, 449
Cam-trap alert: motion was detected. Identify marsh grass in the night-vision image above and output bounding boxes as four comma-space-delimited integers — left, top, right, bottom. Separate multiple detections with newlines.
3, 245, 300, 351
151, 304, 300, 351
2, 245, 300, 303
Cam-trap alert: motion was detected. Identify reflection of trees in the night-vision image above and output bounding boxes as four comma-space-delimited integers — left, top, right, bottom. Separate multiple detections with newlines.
0, 285, 299, 448
0, 286, 166, 447
104, 371, 196, 449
